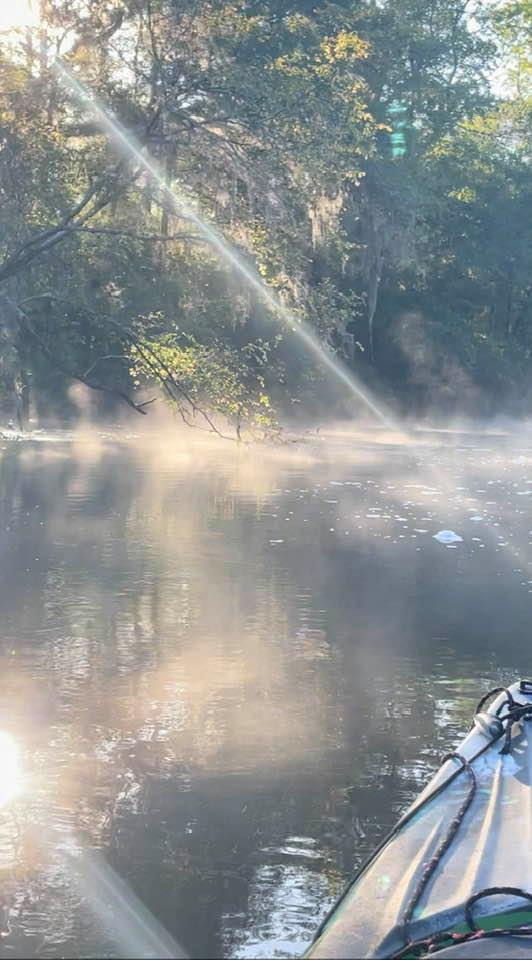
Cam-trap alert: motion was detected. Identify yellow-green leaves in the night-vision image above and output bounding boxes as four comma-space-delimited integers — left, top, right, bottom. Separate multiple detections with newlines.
130, 334, 280, 438
321, 31, 370, 64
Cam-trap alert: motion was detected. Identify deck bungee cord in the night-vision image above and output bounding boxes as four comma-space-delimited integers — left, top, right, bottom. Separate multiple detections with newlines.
307, 681, 532, 959
393, 889, 532, 959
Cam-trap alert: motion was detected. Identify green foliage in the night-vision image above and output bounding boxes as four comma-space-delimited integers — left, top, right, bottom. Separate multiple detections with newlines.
131, 333, 280, 438
0, 0, 530, 427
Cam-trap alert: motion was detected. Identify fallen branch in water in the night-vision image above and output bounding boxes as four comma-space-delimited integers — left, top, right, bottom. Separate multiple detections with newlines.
12, 293, 237, 440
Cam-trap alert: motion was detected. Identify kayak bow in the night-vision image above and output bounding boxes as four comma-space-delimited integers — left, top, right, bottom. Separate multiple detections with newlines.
307, 680, 532, 959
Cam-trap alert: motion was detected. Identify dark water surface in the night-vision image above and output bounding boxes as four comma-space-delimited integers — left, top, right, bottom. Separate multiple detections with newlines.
0, 427, 530, 958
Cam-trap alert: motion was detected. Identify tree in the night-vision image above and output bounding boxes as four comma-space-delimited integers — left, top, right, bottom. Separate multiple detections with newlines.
0, 0, 376, 433
0, 0, 530, 428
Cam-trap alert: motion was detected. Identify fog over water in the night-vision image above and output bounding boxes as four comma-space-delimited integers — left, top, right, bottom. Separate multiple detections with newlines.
0, 423, 530, 958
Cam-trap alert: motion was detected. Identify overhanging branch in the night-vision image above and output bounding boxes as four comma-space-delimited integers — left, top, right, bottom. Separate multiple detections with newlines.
0, 293, 154, 416
13, 293, 235, 440
68, 226, 205, 243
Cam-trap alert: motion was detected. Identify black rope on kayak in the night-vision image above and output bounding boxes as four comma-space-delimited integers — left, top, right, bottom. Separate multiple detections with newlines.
397, 697, 532, 950
497, 701, 532, 754
465, 887, 532, 932
386, 690, 532, 957
400, 753, 477, 940
392, 922, 532, 959
312, 734, 492, 947
393, 865, 532, 956
474, 686, 515, 716
311, 683, 532, 955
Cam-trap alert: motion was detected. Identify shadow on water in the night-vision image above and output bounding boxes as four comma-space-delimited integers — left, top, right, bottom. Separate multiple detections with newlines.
0, 426, 530, 957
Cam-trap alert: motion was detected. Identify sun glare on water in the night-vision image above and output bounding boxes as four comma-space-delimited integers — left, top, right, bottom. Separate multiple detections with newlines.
0, 1, 39, 31
0, 731, 22, 808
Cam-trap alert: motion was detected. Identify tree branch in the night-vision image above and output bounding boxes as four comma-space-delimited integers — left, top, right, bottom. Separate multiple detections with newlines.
68, 226, 204, 243
15, 293, 236, 440
0, 293, 153, 416
82, 354, 132, 378
0, 100, 162, 286
0, 174, 115, 284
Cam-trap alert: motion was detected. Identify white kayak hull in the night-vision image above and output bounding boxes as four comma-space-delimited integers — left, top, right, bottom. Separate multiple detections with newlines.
308, 680, 532, 959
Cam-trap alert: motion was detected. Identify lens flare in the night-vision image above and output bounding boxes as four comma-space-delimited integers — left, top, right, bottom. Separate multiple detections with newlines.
53, 60, 395, 431
64, 846, 187, 959
0, 731, 22, 807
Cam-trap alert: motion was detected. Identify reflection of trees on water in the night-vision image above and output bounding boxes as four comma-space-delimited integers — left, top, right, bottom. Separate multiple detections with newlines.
0, 439, 518, 958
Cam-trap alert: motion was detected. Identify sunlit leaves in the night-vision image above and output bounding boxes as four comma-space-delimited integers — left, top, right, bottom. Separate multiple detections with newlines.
131, 334, 280, 436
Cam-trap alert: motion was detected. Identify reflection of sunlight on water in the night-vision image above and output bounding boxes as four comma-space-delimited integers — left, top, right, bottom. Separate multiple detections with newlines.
0, 731, 21, 808
225, 850, 338, 959
3, 426, 532, 957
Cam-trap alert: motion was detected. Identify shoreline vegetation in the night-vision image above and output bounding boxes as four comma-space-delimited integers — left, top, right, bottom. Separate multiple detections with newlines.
0, 1, 530, 440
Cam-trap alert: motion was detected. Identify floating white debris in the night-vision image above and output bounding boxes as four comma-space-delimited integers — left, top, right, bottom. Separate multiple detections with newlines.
269, 539, 284, 545
469, 516, 483, 522
433, 530, 463, 544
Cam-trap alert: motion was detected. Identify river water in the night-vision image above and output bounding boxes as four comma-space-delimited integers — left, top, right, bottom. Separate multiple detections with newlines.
0, 425, 530, 959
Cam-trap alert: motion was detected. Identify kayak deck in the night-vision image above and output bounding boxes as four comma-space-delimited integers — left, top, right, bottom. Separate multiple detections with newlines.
307, 680, 532, 959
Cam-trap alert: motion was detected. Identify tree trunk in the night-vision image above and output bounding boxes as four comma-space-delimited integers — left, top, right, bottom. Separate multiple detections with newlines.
506, 270, 514, 336
14, 372, 25, 431
367, 239, 384, 364
0, 294, 25, 427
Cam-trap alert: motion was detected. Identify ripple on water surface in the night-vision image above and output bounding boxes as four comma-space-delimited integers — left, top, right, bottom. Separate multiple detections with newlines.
0, 428, 528, 957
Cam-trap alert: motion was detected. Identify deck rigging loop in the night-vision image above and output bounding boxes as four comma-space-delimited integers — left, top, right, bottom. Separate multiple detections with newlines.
465, 888, 532, 932
393, 914, 532, 958
392, 688, 532, 957
400, 753, 476, 939
309, 682, 532, 959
